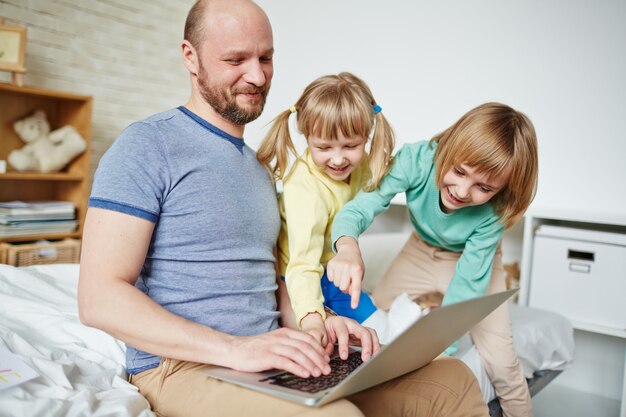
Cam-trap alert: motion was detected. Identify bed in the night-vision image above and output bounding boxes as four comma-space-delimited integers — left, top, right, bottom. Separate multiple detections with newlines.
0, 235, 574, 416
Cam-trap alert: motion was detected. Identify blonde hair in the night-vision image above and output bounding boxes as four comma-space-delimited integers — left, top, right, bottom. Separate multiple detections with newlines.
257, 72, 395, 191
431, 102, 538, 228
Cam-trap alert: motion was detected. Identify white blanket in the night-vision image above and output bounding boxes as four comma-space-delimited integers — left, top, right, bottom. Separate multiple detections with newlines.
0, 264, 154, 417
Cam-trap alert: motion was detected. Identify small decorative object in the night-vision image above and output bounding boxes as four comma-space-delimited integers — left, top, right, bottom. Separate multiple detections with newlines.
8, 110, 87, 173
503, 262, 520, 303
413, 291, 443, 310
0, 160, 6, 174
0, 18, 27, 86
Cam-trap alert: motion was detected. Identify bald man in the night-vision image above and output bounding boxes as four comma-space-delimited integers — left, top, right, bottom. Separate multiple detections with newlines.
78, 1, 489, 416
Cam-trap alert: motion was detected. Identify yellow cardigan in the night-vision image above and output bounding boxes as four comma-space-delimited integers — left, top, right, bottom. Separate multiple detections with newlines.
277, 149, 369, 325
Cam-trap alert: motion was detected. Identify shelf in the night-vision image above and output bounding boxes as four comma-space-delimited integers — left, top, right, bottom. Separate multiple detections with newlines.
571, 320, 626, 339
0, 83, 92, 247
0, 82, 91, 101
1, 231, 82, 244
0, 172, 84, 181
526, 206, 626, 227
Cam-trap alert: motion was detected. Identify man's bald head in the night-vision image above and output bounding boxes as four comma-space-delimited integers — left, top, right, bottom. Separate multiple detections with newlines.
184, 0, 270, 52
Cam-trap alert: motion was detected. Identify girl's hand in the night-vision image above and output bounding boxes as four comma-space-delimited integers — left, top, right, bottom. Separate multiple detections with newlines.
327, 236, 365, 309
300, 312, 328, 347
324, 315, 380, 361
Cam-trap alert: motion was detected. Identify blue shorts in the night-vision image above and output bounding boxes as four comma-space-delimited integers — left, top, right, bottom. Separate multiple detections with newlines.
280, 270, 377, 323
320, 271, 377, 323
282, 271, 377, 324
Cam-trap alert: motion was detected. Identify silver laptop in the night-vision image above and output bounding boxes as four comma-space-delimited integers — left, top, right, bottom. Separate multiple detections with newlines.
205, 289, 517, 407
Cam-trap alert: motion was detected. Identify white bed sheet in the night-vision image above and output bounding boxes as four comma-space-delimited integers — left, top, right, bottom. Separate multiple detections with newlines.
0, 264, 154, 417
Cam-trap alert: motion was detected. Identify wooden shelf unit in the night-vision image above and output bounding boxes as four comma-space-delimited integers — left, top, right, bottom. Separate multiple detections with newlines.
0, 82, 92, 245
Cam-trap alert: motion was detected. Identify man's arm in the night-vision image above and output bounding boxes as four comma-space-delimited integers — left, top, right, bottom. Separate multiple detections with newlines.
78, 207, 331, 378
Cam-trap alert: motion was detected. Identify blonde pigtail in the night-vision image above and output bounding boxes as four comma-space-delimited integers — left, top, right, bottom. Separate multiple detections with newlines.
257, 110, 298, 181
364, 112, 395, 191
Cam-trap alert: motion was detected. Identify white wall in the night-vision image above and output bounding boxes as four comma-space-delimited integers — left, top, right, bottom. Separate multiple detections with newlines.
251, 0, 626, 220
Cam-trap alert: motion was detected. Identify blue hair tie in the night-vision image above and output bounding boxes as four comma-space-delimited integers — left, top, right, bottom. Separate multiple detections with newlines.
373, 104, 382, 113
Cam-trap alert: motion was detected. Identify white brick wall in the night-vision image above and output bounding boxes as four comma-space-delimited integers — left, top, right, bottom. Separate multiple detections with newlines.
0, 0, 192, 176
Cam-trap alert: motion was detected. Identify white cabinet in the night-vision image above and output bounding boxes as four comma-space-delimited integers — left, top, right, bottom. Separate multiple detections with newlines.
520, 210, 626, 416
528, 225, 626, 332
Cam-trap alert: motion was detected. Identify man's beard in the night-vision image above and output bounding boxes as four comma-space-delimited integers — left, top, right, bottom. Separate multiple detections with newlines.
197, 60, 268, 126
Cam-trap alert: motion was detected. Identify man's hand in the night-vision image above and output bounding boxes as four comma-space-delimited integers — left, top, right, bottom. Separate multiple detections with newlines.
300, 312, 328, 347
324, 315, 380, 362
327, 236, 365, 309
226, 327, 331, 378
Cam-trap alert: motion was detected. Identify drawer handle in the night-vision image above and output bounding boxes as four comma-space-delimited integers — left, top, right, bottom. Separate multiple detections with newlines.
567, 249, 594, 262
569, 262, 590, 273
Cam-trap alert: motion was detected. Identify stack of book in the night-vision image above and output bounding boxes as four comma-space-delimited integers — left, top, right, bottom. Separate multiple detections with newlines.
0, 201, 78, 238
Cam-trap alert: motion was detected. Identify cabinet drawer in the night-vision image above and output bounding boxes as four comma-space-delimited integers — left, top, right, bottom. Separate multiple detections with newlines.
528, 226, 626, 331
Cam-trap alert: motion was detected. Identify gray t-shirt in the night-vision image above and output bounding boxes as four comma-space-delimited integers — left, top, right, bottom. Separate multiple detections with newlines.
89, 107, 281, 374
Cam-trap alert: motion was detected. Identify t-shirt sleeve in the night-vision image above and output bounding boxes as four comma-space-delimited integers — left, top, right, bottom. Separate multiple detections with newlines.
442, 217, 504, 306
89, 122, 171, 223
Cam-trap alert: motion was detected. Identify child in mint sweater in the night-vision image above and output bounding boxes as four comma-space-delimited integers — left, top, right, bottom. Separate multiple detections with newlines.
328, 102, 539, 417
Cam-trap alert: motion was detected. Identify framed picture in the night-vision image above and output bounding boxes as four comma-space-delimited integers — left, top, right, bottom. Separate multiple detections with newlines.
0, 22, 26, 73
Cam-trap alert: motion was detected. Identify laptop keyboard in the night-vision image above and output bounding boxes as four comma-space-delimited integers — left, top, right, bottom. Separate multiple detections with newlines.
259, 350, 364, 393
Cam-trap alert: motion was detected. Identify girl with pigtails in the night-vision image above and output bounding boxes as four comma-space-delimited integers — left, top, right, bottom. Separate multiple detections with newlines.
257, 72, 399, 348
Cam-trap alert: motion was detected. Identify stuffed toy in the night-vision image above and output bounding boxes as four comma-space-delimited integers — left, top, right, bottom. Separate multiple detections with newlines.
8, 110, 87, 173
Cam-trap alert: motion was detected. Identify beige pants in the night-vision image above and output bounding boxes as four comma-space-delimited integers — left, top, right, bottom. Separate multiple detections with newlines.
129, 355, 488, 417
372, 231, 532, 417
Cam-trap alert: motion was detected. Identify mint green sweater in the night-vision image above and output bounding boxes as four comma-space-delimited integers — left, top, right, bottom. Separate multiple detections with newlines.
331, 141, 504, 306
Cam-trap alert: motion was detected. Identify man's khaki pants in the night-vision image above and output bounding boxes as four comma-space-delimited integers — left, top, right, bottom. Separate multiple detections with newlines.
372, 231, 532, 417
130, 355, 488, 417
